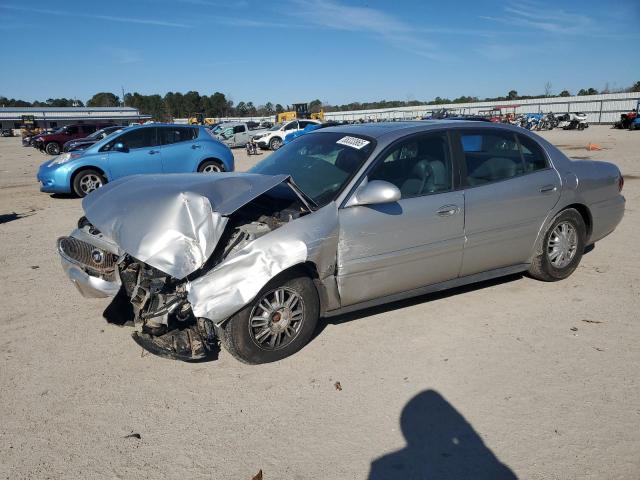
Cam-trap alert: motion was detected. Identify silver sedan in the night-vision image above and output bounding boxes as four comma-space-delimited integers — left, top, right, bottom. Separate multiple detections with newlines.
57, 121, 625, 363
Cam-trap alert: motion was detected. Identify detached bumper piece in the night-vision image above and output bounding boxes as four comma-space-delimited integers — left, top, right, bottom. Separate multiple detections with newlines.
131, 318, 219, 362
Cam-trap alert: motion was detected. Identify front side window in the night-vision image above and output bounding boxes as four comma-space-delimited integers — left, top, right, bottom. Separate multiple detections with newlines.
460, 131, 522, 186
369, 132, 452, 198
284, 121, 298, 131
250, 132, 375, 207
233, 125, 246, 134
65, 125, 79, 135
103, 127, 157, 151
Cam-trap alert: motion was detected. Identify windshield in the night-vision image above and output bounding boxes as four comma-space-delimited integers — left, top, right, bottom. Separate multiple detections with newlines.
268, 123, 283, 131
250, 131, 375, 207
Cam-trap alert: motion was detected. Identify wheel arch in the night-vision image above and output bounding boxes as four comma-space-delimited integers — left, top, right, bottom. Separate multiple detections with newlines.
560, 203, 593, 240
263, 261, 331, 316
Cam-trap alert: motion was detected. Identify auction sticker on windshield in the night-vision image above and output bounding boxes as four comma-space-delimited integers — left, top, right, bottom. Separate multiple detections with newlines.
336, 136, 370, 150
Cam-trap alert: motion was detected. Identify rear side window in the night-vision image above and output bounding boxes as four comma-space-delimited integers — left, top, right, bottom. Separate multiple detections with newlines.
233, 125, 246, 134
160, 127, 196, 145
81, 125, 96, 134
460, 131, 522, 186
517, 134, 548, 172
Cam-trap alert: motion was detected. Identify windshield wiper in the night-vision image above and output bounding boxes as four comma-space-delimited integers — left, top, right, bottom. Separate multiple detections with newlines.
287, 178, 318, 211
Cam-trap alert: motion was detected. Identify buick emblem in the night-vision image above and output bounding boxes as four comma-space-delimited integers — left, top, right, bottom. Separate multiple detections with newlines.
91, 249, 104, 264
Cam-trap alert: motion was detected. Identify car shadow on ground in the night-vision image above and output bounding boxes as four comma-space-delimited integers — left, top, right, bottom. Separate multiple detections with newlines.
50, 193, 77, 200
316, 273, 524, 336
367, 389, 517, 479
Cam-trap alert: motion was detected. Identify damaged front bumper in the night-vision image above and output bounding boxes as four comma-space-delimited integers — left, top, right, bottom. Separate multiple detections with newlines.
58, 234, 122, 298
60, 256, 121, 298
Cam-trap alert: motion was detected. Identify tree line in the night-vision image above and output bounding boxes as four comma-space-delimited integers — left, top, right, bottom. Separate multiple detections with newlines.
1, 81, 638, 120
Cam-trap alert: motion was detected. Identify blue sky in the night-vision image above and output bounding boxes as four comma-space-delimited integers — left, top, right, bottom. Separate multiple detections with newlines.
0, 0, 638, 105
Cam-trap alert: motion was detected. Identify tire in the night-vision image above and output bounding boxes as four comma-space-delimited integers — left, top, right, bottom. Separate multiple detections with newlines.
528, 208, 586, 282
198, 160, 224, 173
219, 273, 319, 364
45, 142, 60, 155
269, 137, 282, 150
72, 169, 107, 197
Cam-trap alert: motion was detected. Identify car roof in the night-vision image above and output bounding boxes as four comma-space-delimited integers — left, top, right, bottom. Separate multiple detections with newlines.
316, 120, 526, 141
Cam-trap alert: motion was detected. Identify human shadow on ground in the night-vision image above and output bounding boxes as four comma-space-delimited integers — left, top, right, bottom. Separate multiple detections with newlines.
368, 390, 517, 480
0, 209, 36, 225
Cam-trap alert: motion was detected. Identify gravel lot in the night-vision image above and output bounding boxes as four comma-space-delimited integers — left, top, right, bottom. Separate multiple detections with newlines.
1, 126, 638, 479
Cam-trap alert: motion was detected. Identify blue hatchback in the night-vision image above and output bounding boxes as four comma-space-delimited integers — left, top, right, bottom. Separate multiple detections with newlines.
37, 124, 234, 196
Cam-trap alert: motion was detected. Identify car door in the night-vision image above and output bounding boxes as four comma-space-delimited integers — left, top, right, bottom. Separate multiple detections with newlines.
106, 127, 162, 179
454, 129, 561, 276
232, 124, 249, 146
337, 131, 465, 306
159, 126, 199, 172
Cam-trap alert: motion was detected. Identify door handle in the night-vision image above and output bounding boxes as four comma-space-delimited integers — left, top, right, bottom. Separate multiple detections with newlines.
436, 205, 459, 217
191, 144, 201, 149
539, 185, 557, 193
148, 149, 159, 155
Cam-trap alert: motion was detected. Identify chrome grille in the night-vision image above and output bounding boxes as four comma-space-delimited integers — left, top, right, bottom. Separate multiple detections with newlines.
57, 236, 116, 272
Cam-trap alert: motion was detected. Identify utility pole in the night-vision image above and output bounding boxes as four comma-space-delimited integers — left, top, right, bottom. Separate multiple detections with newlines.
121, 86, 125, 107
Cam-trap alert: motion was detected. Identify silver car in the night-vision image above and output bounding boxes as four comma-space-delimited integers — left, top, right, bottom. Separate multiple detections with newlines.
57, 121, 625, 364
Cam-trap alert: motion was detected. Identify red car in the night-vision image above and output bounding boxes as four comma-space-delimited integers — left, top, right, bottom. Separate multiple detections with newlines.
34, 123, 114, 155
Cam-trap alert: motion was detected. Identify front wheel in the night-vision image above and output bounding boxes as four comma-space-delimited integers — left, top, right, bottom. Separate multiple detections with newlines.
219, 274, 319, 364
269, 137, 282, 150
45, 142, 60, 155
73, 169, 106, 197
528, 208, 586, 282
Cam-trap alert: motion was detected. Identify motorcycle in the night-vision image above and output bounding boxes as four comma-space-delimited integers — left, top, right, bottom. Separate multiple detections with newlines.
557, 112, 589, 130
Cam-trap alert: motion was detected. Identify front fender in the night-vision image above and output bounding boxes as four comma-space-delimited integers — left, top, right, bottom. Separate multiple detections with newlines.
187, 203, 339, 324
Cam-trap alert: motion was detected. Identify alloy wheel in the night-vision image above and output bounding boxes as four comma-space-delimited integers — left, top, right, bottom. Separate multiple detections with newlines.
547, 221, 578, 269
79, 174, 103, 195
249, 287, 305, 350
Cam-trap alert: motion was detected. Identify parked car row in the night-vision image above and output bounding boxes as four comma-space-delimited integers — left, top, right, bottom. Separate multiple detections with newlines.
210, 119, 323, 150
37, 123, 233, 196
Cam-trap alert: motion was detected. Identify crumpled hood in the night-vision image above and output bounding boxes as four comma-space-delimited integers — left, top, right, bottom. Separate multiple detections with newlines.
82, 172, 289, 279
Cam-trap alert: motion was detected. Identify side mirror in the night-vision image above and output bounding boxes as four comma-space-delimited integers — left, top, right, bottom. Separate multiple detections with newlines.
346, 180, 401, 207
113, 142, 128, 153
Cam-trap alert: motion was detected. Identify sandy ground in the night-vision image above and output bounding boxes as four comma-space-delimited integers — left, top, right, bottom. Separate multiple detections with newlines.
0, 126, 638, 480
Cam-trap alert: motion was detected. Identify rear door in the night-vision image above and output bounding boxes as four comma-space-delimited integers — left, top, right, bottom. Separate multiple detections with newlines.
454, 129, 561, 276
159, 126, 199, 172
106, 127, 162, 179
337, 131, 465, 306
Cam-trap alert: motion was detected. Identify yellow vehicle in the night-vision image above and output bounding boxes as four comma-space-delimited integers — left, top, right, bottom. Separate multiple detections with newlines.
276, 103, 324, 123
188, 113, 217, 125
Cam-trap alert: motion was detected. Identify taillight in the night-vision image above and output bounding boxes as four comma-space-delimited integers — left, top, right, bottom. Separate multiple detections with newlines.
618, 175, 624, 192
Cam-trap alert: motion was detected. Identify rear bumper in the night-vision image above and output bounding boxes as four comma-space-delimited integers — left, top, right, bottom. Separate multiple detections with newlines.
589, 194, 625, 244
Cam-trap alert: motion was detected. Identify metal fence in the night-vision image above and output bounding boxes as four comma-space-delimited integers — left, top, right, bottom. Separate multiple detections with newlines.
322, 92, 639, 124
174, 92, 640, 125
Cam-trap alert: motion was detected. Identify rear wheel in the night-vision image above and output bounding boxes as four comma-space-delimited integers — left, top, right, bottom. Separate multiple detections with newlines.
528, 208, 586, 282
73, 169, 106, 197
45, 142, 60, 155
198, 160, 224, 173
219, 274, 319, 364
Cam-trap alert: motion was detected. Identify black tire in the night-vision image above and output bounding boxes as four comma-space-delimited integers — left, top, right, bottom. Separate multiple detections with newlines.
198, 159, 224, 173
528, 208, 586, 282
219, 273, 319, 364
72, 169, 107, 197
269, 137, 282, 150
45, 142, 60, 155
